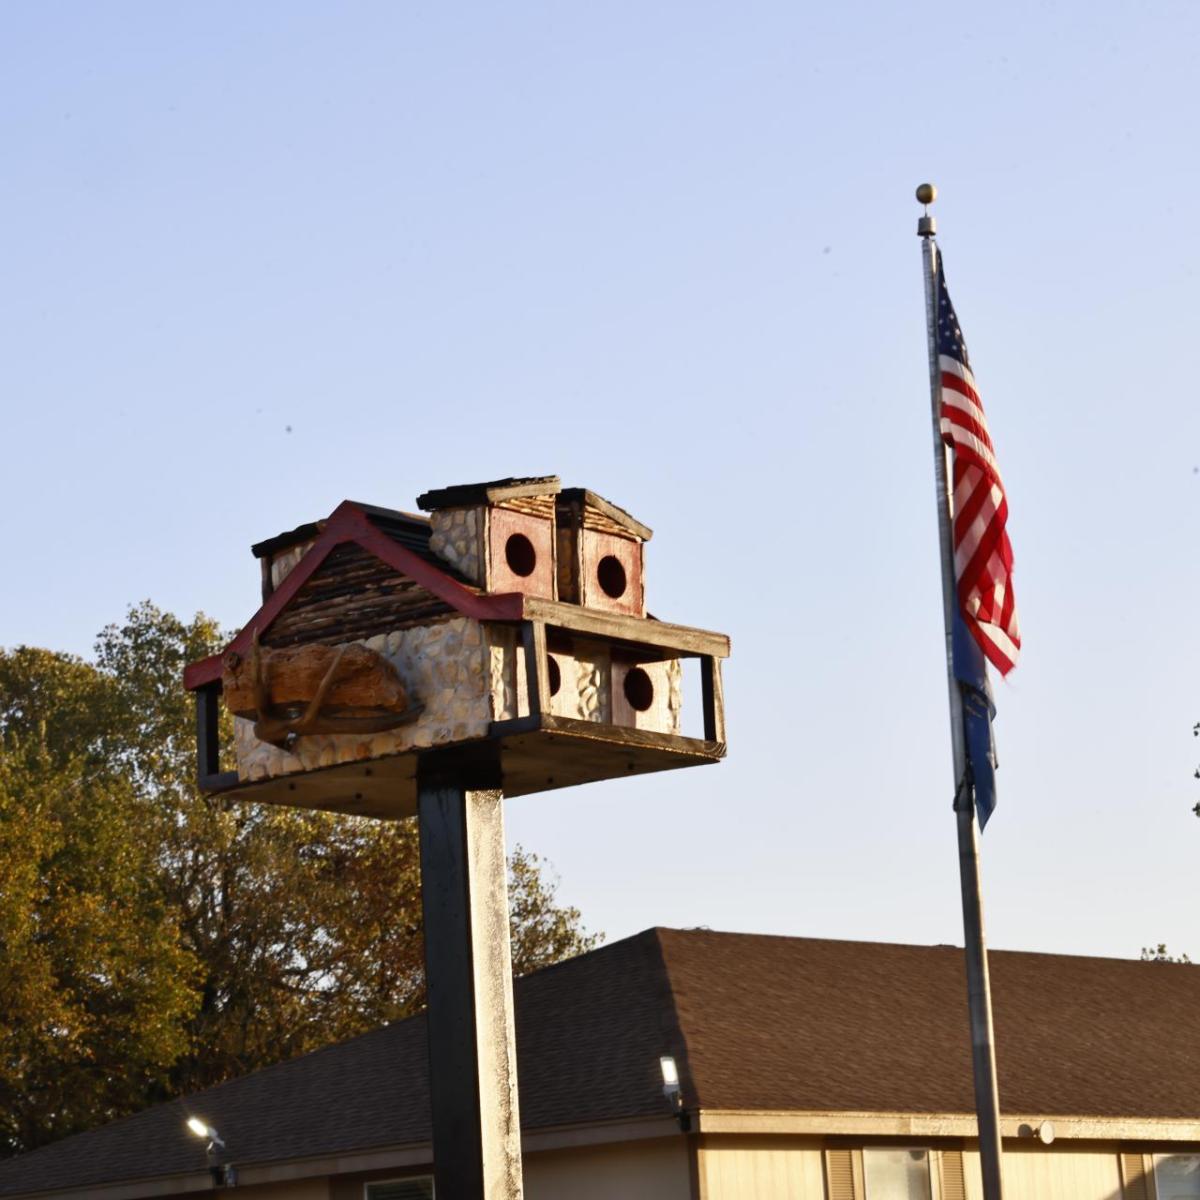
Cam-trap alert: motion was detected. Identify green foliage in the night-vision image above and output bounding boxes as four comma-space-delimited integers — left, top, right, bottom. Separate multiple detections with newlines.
0, 603, 601, 1155
1140, 944, 1192, 964
0, 733, 197, 1155
509, 848, 603, 977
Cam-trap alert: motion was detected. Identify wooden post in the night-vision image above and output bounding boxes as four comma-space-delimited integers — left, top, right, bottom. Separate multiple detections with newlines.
418, 753, 524, 1200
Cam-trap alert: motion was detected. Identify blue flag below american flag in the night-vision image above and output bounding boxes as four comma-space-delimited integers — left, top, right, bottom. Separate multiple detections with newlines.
953, 605, 999, 829
936, 255, 1017, 828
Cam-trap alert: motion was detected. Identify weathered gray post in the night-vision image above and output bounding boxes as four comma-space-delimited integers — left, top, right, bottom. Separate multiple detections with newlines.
418, 755, 523, 1199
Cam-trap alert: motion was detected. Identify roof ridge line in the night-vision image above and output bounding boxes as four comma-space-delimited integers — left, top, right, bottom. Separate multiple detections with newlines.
651, 928, 699, 1112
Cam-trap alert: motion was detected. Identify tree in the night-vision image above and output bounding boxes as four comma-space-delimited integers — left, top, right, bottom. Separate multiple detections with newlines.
0, 730, 198, 1155
1140, 944, 1192, 964
0, 603, 600, 1154
1137, 724, 1200, 965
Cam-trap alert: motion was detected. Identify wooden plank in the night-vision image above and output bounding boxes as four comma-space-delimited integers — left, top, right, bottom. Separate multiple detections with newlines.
200, 769, 241, 793
417, 476, 561, 510
199, 716, 723, 811
537, 713, 724, 757
498, 724, 721, 799
701, 656, 726, 743
195, 683, 222, 780
520, 621, 550, 719
517, 597, 730, 659
418, 772, 524, 1200
557, 487, 653, 541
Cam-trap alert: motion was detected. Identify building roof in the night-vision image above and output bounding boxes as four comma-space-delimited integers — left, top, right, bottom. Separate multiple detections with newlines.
2, 928, 1198, 1196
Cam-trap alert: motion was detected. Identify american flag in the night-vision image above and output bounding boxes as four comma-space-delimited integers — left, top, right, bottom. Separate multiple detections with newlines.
937, 258, 1021, 676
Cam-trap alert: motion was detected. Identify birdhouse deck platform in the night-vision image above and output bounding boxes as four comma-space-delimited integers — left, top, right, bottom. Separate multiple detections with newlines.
185, 478, 729, 818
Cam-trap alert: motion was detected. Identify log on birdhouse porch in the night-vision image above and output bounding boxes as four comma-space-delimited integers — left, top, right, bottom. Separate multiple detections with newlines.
221, 634, 421, 749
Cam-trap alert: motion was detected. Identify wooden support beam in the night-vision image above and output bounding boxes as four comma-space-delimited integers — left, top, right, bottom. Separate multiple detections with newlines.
701, 656, 726, 744
518, 597, 730, 660
418, 757, 524, 1200
521, 621, 550, 721
195, 683, 237, 792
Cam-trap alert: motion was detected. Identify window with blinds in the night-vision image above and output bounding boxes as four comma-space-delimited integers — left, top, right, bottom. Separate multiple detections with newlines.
1154, 1155, 1200, 1199
825, 1147, 966, 1200
863, 1149, 933, 1200
365, 1178, 434, 1200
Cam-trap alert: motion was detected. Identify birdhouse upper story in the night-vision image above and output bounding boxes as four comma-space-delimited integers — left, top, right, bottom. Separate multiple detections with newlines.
184, 475, 728, 819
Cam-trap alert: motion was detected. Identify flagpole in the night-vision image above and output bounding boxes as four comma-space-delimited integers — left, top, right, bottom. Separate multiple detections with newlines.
917, 183, 1006, 1200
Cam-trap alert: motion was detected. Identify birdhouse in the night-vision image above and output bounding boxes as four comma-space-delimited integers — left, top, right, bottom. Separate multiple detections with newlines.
184, 476, 729, 818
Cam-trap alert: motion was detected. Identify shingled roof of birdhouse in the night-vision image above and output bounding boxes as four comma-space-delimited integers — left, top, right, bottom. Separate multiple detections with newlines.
183, 498, 526, 691
416, 475, 562, 511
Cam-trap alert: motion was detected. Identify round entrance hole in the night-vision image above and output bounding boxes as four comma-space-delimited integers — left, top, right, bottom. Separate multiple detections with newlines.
547, 656, 562, 697
597, 555, 627, 599
505, 533, 537, 577
623, 667, 654, 712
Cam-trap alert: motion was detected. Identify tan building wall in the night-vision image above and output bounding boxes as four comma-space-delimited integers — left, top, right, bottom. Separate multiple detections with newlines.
985, 1143, 1123, 1200
212, 1181, 330, 1200
523, 1136, 691, 1200
698, 1134, 826, 1198
693, 1135, 1137, 1200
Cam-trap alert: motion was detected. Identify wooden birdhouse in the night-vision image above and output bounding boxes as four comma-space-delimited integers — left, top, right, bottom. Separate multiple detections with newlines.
184, 476, 729, 818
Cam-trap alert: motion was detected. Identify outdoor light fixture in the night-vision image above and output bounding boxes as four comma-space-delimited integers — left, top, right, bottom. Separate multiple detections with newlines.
185, 1117, 236, 1186
185, 1116, 225, 1150
1017, 1119, 1057, 1145
659, 1055, 689, 1131
660, 1055, 680, 1103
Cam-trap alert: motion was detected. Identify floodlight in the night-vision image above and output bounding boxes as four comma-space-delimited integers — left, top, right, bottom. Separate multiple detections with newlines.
658, 1054, 690, 1132
660, 1056, 679, 1090
185, 1116, 225, 1150
660, 1055, 682, 1111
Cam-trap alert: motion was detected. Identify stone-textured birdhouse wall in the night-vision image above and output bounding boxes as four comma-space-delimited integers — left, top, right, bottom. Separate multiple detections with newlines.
234, 617, 492, 782
234, 617, 684, 783
428, 508, 484, 585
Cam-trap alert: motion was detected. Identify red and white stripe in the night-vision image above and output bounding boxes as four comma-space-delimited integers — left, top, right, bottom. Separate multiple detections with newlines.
940, 355, 1021, 675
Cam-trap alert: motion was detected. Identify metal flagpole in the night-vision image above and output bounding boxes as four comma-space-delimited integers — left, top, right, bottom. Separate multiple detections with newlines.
916, 183, 1006, 1200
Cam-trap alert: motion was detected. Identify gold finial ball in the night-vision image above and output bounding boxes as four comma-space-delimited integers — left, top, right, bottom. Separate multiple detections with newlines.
915, 182, 937, 206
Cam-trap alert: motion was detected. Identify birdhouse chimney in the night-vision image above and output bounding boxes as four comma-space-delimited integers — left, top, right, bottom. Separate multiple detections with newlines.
417, 475, 560, 600
252, 520, 325, 602
555, 488, 651, 617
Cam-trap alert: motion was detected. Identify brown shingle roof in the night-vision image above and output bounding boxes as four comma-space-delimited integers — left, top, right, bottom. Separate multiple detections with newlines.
1, 928, 1197, 1196
657, 928, 1200, 1118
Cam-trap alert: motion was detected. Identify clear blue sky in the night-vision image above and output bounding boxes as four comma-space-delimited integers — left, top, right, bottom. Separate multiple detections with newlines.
3, 1, 1197, 960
